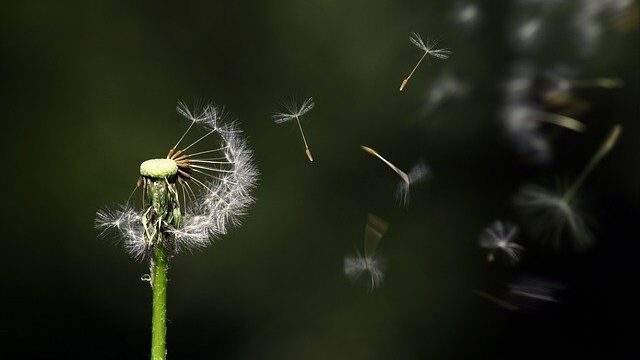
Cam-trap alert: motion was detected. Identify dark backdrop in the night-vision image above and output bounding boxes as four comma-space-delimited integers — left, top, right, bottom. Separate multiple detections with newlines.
1, 1, 638, 359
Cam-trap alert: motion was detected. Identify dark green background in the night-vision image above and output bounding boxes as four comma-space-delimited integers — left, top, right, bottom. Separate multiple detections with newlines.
1, 1, 638, 359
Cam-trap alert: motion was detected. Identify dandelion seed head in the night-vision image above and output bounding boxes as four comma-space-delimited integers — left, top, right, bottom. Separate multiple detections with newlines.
479, 221, 524, 265
515, 185, 593, 250
96, 101, 258, 259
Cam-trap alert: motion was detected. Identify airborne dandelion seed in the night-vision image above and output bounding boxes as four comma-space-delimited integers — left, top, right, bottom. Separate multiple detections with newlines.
344, 214, 389, 291
361, 146, 431, 205
479, 221, 524, 265
515, 124, 621, 250
272, 97, 316, 162
399, 32, 451, 92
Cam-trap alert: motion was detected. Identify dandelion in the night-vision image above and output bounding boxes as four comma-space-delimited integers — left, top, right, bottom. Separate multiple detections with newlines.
515, 124, 622, 250
361, 146, 431, 205
272, 97, 316, 162
344, 214, 389, 290
96, 100, 257, 360
399, 32, 451, 92
479, 221, 524, 265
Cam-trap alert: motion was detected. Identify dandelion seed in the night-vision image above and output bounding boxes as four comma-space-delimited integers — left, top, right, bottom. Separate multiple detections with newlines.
344, 214, 389, 290
479, 221, 524, 265
399, 32, 451, 92
515, 125, 622, 250
361, 146, 431, 205
272, 97, 315, 162
395, 162, 431, 205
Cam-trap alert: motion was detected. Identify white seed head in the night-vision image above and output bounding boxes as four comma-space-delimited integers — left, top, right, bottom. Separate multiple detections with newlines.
479, 221, 524, 265
96, 101, 258, 259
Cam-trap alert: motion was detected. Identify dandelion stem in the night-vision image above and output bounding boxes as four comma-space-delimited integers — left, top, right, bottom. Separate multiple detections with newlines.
563, 124, 622, 202
400, 52, 427, 92
151, 244, 168, 360
295, 116, 313, 162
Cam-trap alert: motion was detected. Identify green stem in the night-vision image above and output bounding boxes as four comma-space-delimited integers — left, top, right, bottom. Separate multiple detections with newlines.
151, 245, 168, 360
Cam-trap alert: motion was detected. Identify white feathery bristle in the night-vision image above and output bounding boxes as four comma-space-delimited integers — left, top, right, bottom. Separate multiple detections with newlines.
514, 185, 593, 250
96, 206, 147, 259
272, 97, 315, 124
97, 101, 258, 260
396, 162, 431, 205
409, 32, 452, 59
344, 253, 385, 290
479, 220, 524, 265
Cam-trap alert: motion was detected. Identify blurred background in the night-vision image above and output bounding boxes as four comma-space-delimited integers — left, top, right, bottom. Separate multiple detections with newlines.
1, 0, 638, 358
